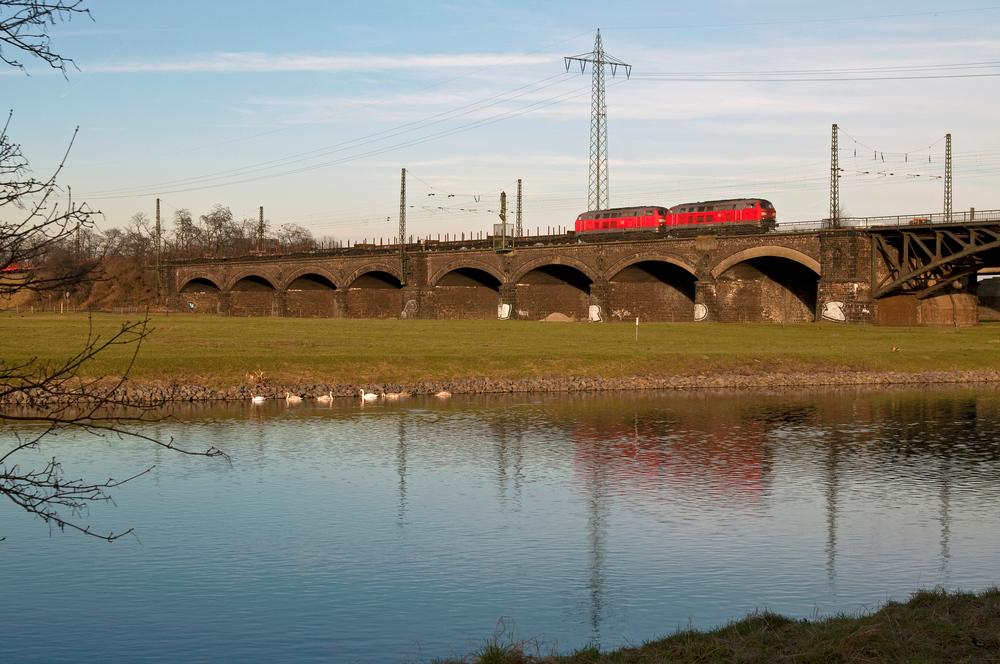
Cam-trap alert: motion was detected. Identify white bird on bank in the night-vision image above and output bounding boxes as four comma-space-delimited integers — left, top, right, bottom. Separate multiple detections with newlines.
434, 390, 452, 398
252, 394, 266, 404
359, 388, 379, 401
316, 391, 333, 403
285, 392, 303, 403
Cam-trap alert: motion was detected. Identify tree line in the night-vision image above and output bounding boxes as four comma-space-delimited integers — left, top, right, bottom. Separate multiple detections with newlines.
76, 204, 319, 263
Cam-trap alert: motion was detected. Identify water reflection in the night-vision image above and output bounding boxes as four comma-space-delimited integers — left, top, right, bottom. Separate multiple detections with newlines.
825, 433, 840, 589
939, 454, 952, 586
3, 387, 1000, 664
396, 414, 408, 528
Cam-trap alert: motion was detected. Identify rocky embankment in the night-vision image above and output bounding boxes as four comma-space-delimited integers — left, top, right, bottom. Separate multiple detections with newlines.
4, 369, 1000, 406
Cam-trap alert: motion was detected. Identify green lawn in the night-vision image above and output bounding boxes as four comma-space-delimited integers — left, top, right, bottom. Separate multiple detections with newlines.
2, 312, 999, 388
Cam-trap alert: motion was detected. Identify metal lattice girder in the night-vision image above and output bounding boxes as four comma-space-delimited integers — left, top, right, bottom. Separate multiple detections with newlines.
872, 221, 1000, 299
564, 30, 631, 212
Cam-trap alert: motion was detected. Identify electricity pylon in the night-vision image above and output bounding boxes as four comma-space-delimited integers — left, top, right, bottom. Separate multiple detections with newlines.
565, 29, 631, 212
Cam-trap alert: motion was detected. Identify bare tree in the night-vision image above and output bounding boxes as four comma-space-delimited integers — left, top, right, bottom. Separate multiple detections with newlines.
0, 111, 97, 297
171, 207, 197, 255
1, 1, 226, 541
274, 222, 317, 253
124, 211, 153, 259
0, 1, 91, 73
199, 204, 233, 255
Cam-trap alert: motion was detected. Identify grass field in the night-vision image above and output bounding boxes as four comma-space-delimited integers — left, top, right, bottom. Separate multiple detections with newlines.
2, 312, 1000, 388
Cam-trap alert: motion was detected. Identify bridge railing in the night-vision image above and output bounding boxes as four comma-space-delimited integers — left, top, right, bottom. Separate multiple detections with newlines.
777, 209, 1000, 233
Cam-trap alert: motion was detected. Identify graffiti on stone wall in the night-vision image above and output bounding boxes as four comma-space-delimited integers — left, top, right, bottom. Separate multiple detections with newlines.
401, 300, 418, 318
694, 303, 708, 321
498, 303, 511, 320
612, 309, 632, 320
821, 301, 846, 322
588, 305, 603, 322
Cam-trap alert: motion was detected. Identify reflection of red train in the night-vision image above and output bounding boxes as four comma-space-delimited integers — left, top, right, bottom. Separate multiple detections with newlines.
572, 419, 766, 509
574, 198, 776, 233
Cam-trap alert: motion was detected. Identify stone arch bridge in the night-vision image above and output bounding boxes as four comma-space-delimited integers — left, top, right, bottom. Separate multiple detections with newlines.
165, 222, 998, 325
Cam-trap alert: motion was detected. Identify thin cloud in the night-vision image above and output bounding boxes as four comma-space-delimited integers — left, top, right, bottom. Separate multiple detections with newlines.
85, 52, 552, 73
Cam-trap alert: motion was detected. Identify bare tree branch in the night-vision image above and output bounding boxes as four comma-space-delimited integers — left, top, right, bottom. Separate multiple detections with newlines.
1, 111, 102, 297
0, 1, 92, 74
1, 3, 229, 539
1, 312, 228, 541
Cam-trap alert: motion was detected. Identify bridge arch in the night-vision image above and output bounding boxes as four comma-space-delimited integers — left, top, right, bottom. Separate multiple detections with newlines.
605, 254, 698, 322
711, 246, 820, 280
429, 259, 504, 288
282, 268, 338, 318
511, 256, 596, 321
177, 275, 222, 314
342, 262, 403, 288
711, 246, 821, 323
225, 269, 279, 292
428, 261, 503, 320
510, 255, 600, 285
227, 271, 278, 317
343, 263, 405, 319
281, 266, 339, 291
178, 275, 222, 292
604, 252, 698, 280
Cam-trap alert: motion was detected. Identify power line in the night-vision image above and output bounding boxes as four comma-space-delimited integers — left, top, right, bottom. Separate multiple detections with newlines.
633, 61, 1000, 82
83, 72, 571, 194
607, 5, 1000, 31
69, 31, 597, 170
83, 79, 606, 200
81, 74, 590, 199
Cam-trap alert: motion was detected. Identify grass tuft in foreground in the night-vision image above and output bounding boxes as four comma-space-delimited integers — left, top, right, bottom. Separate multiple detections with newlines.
438, 587, 1000, 663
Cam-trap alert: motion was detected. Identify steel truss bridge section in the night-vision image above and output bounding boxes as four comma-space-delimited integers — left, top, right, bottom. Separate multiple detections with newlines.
871, 220, 1000, 299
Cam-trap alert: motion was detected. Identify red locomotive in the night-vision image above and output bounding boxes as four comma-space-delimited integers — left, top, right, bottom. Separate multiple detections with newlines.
574, 198, 776, 232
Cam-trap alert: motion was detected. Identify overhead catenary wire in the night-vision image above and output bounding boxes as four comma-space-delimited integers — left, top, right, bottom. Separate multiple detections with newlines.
633, 61, 1000, 82
252, 144, 1000, 234
83, 55, 993, 203
143, 137, 1000, 235
70, 30, 597, 170
605, 5, 1000, 31
837, 127, 949, 158
72, 11, 1000, 235
81, 73, 593, 200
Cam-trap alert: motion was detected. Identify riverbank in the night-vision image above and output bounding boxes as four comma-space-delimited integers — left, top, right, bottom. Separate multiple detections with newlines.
445, 587, 1000, 663
3, 368, 1000, 405
3, 314, 1000, 403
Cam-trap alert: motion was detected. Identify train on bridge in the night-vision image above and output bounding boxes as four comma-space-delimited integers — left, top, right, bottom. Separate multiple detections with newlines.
574, 198, 776, 233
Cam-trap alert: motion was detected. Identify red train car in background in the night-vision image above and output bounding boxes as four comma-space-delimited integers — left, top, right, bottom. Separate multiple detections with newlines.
574, 198, 776, 233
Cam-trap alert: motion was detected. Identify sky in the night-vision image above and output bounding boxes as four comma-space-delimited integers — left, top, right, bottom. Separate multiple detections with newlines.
4, 0, 1000, 242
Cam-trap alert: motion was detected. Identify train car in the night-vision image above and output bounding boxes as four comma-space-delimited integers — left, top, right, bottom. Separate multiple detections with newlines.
574, 206, 670, 232
667, 198, 776, 228
574, 198, 776, 233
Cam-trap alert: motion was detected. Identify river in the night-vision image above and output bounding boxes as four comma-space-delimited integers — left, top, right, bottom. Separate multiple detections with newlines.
2, 387, 1000, 663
